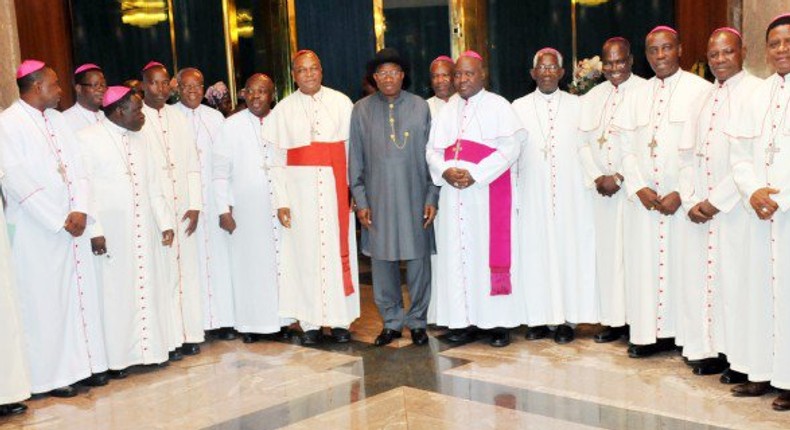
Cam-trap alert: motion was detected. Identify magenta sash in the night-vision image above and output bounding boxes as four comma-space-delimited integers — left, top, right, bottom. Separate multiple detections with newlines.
444, 139, 512, 296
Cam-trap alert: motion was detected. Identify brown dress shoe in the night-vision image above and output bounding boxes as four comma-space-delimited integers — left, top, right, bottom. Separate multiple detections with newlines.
772, 390, 790, 411
731, 381, 771, 397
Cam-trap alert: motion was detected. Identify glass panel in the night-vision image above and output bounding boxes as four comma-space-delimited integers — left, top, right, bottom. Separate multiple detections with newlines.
487, 0, 573, 101
295, 0, 376, 101
70, 0, 174, 84
576, 0, 674, 79
382, 0, 451, 98
172, 0, 228, 87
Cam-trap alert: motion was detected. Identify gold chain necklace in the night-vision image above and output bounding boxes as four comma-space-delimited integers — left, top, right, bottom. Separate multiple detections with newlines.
388, 103, 409, 150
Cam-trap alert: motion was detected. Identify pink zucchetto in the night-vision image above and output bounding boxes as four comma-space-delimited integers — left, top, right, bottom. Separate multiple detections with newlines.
431, 55, 454, 65
16, 59, 45, 79
142, 61, 165, 72
102, 85, 131, 108
74, 63, 102, 75
712, 27, 742, 40
458, 50, 483, 61
648, 25, 678, 36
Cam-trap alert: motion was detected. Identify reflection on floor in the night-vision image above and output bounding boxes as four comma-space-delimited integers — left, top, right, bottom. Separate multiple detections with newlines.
2, 283, 790, 428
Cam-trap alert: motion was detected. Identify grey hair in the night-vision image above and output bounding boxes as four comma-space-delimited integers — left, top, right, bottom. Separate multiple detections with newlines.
176, 67, 203, 84
533, 48, 563, 68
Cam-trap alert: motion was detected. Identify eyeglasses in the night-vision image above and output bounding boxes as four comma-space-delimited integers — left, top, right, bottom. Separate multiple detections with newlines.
78, 82, 107, 90
534, 64, 561, 72
375, 69, 402, 78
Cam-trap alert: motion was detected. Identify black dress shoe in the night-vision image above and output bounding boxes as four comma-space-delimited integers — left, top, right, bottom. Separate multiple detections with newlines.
446, 328, 473, 343
181, 343, 200, 356
772, 390, 790, 411
628, 338, 675, 358
374, 328, 402, 346
216, 327, 237, 341
331, 328, 352, 343
242, 333, 259, 343
411, 328, 429, 346
279, 326, 293, 340
692, 357, 728, 375
49, 385, 78, 398
300, 329, 323, 346
490, 329, 510, 347
720, 368, 748, 384
79, 372, 109, 387
108, 369, 129, 380
554, 324, 575, 344
594, 326, 626, 343
525, 325, 550, 340
168, 349, 184, 362
732, 381, 771, 397
0, 402, 27, 416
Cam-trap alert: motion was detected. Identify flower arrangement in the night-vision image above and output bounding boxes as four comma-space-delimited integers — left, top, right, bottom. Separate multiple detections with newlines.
568, 55, 603, 95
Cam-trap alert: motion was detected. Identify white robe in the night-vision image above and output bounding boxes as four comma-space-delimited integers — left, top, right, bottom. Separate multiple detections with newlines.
512, 90, 597, 326
612, 70, 711, 345
79, 120, 174, 369
0, 100, 108, 393
579, 76, 646, 327
62, 102, 105, 133
0, 171, 30, 404
142, 103, 204, 346
426, 95, 449, 326
214, 109, 285, 334
730, 73, 790, 388
177, 103, 234, 330
426, 90, 526, 329
677, 71, 762, 362
266, 86, 360, 328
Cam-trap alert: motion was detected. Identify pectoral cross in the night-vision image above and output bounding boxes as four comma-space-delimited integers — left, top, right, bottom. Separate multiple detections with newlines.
695, 147, 706, 167
766, 144, 781, 166
648, 138, 658, 158
597, 134, 607, 150
56, 163, 68, 184
453, 141, 463, 160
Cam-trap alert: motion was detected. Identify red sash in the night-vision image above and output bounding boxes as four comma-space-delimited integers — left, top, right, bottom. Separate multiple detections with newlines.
287, 142, 354, 296
444, 139, 512, 295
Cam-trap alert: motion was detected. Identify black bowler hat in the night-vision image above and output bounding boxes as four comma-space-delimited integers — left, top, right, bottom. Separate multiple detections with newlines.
366, 48, 411, 89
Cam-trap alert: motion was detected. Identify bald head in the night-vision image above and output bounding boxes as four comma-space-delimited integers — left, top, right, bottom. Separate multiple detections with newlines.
245, 73, 275, 118
454, 56, 486, 100
602, 38, 633, 87
177, 67, 205, 109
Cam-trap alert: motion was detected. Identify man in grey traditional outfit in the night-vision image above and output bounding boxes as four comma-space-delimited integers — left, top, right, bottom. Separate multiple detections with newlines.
349, 48, 438, 346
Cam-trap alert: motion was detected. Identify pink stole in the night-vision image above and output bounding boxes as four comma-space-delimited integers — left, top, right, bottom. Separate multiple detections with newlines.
444, 139, 512, 295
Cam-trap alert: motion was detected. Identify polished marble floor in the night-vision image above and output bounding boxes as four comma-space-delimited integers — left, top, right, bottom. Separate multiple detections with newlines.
2, 272, 790, 429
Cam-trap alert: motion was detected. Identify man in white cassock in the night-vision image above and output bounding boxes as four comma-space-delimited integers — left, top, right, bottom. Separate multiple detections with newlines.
141, 61, 204, 359
63, 63, 106, 132
266, 50, 359, 346
427, 51, 526, 348
0, 60, 108, 397
611, 26, 711, 358
728, 14, 790, 411
79, 86, 175, 377
426, 54, 454, 326
0, 152, 31, 417
513, 47, 596, 345
677, 28, 761, 380
579, 38, 645, 344
214, 74, 292, 344
177, 68, 235, 341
